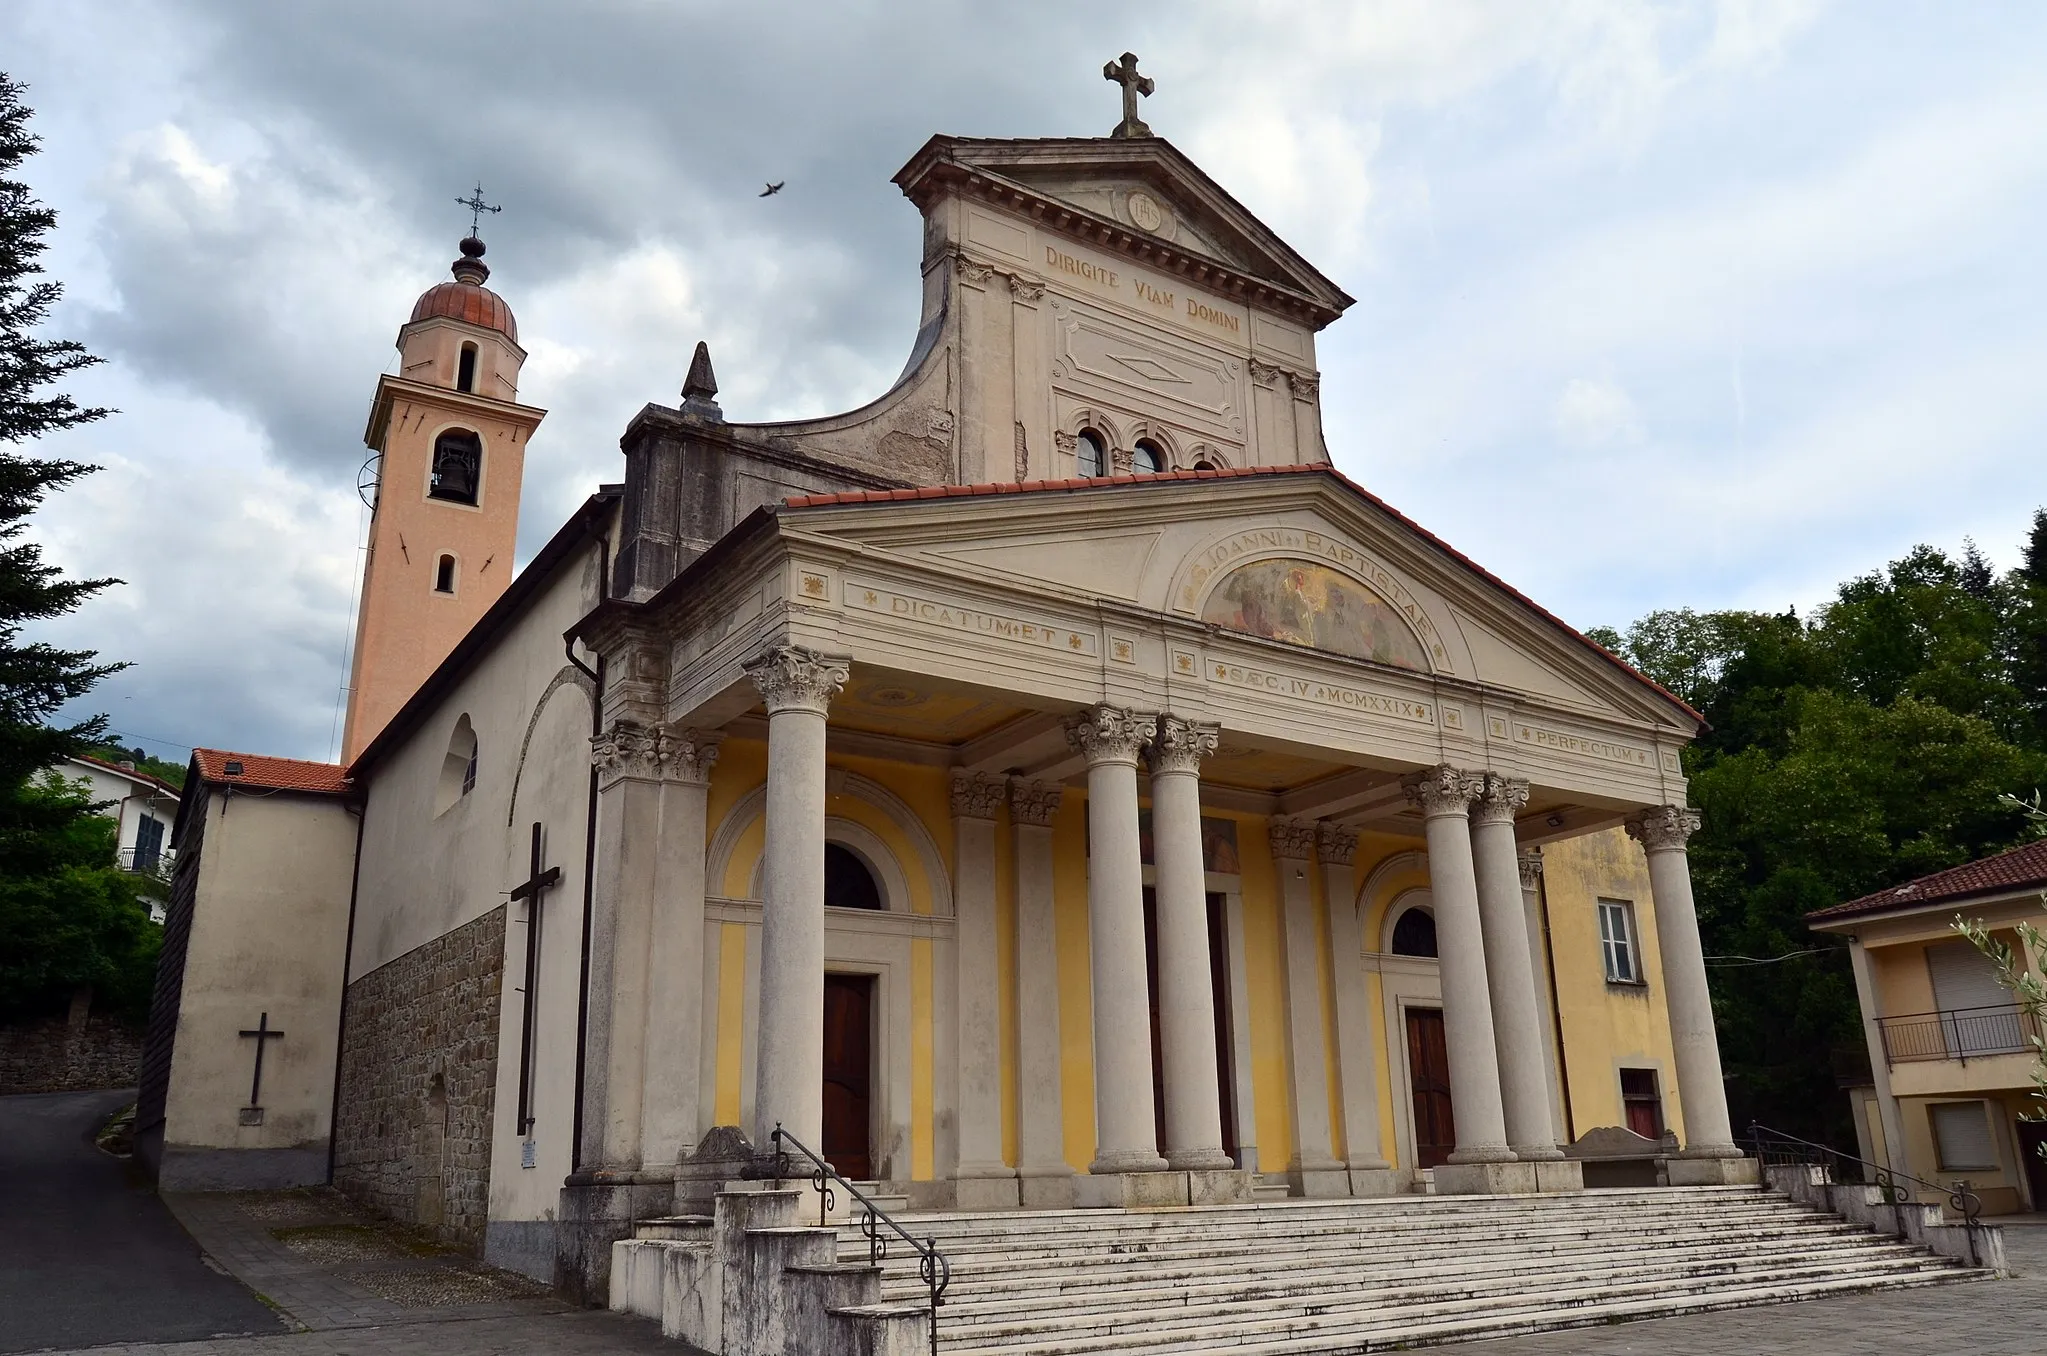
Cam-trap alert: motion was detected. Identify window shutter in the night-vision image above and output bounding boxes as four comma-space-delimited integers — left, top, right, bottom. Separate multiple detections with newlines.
1926, 941, 2009, 1013
1929, 1100, 1997, 1172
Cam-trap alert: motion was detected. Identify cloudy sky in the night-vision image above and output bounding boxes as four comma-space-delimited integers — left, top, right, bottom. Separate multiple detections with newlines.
5, 1, 2044, 764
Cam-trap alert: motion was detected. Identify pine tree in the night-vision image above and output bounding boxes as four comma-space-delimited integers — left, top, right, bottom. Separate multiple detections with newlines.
0, 72, 121, 792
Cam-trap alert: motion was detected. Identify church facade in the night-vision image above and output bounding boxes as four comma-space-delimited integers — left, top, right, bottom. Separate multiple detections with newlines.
141, 103, 1753, 1293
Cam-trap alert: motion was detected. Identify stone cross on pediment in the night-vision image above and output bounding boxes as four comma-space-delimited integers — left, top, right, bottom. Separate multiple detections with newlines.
1103, 52, 1155, 139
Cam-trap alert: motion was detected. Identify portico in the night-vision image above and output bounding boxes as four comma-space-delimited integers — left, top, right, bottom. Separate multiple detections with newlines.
568, 464, 1746, 1213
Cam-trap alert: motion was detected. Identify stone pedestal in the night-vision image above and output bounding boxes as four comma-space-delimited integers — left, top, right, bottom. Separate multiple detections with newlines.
1287, 1164, 1354, 1198
1020, 1171, 1079, 1210
1073, 1168, 1254, 1209
1347, 1166, 1402, 1197
1533, 1158, 1585, 1192
557, 1171, 676, 1305
1433, 1159, 1541, 1196
954, 1175, 1024, 1211
672, 1125, 759, 1214
1665, 1155, 1761, 1186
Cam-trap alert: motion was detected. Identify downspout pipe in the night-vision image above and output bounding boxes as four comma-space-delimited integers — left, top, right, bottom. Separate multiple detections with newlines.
568, 523, 608, 1172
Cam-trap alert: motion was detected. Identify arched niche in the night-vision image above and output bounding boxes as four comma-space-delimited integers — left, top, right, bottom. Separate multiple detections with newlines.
708, 768, 953, 917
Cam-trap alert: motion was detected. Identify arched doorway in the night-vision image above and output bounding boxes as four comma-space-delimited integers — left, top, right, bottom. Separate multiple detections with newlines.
1390, 903, 1454, 1169
823, 844, 883, 1179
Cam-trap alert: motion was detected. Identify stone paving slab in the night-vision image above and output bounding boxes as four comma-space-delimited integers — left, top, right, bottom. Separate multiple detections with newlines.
163, 1189, 566, 1334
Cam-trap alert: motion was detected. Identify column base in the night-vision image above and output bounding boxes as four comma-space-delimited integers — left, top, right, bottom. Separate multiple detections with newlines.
1665, 1154, 1761, 1186
1513, 1145, 1567, 1161
1088, 1148, 1171, 1175
1165, 1147, 1238, 1172
1434, 1160, 1542, 1196
1019, 1170, 1078, 1210
953, 1174, 1022, 1212
1286, 1163, 1354, 1199
1347, 1166, 1402, 1197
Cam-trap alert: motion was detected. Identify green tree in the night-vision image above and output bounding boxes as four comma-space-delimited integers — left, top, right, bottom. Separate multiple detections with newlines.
0, 73, 141, 1018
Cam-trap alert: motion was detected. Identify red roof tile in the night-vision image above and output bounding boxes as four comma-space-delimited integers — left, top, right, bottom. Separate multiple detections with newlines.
783, 465, 1701, 722
1808, 837, 2047, 922
192, 748, 352, 796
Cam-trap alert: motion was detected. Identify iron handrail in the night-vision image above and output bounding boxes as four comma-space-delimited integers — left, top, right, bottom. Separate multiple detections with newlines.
767, 1123, 950, 1356
1747, 1121, 1983, 1267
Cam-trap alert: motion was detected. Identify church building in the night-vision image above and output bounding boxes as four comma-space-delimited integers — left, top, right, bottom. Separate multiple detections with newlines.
137, 71, 1753, 1296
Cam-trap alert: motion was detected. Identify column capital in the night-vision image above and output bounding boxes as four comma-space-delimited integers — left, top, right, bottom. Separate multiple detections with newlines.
1268, 815, 1317, 862
592, 721, 721, 789
1009, 778, 1063, 827
1316, 821, 1358, 866
1402, 764, 1482, 819
1626, 804, 1701, 852
742, 643, 849, 716
1064, 704, 1155, 766
950, 769, 1008, 821
1470, 772, 1530, 827
1517, 848, 1543, 892
1147, 714, 1219, 776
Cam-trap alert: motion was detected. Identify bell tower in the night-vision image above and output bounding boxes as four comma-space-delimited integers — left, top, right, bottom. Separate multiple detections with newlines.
341, 233, 546, 761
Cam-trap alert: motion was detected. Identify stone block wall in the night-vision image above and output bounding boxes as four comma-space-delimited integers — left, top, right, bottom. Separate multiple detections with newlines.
333, 906, 504, 1250
0, 1014, 146, 1094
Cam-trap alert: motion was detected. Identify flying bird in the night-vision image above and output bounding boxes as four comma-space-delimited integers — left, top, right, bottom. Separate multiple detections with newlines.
759, 181, 785, 197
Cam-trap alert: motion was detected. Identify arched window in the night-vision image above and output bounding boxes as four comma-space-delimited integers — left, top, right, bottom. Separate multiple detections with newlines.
430, 430, 482, 505
824, 843, 884, 911
1076, 429, 1106, 478
434, 554, 456, 594
1192, 459, 1216, 472
456, 343, 478, 394
1132, 439, 1164, 473
436, 715, 478, 813
1390, 906, 1438, 958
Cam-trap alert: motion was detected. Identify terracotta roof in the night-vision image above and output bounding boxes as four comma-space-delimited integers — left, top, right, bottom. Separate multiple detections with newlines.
410, 280, 517, 342
1808, 837, 2047, 922
783, 464, 1702, 723
71, 753, 180, 797
191, 748, 352, 796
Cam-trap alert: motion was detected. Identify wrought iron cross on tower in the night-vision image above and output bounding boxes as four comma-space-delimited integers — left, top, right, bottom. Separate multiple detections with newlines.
456, 182, 501, 236
511, 821, 561, 1137
1103, 52, 1155, 139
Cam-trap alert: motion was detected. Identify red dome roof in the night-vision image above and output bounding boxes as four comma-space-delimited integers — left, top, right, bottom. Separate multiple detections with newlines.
410, 280, 517, 342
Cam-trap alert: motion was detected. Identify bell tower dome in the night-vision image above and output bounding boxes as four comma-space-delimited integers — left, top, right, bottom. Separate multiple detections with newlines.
340, 234, 547, 762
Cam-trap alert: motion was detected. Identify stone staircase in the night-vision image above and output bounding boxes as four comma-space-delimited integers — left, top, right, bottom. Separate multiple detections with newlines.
613, 1182, 1998, 1355
843, 1184, 1993, 1354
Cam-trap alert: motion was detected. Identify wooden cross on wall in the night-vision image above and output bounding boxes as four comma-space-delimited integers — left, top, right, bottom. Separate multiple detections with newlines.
238, 1011, 284, 1108
511, 822, 561, 1137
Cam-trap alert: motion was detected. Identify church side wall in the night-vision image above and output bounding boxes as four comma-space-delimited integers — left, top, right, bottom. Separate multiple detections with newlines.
349, 532, 603, 1273
333, 906, 504, 1249
155, 792, 358, 1189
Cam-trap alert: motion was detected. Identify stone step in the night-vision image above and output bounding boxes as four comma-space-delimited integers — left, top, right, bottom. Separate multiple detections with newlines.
935, 1255, 1980, 1353
886, 1233, 1939, 1318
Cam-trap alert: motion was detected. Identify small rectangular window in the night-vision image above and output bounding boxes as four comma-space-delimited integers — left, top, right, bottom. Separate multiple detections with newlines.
1620, 1067, 1664, 1139
1930, 1101, 1998, 1172
1598, 899, 1641, 984
456, 344, 477, 393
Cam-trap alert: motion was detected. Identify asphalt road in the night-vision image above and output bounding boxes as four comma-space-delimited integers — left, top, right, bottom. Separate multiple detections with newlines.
0, 1088, 284, 1353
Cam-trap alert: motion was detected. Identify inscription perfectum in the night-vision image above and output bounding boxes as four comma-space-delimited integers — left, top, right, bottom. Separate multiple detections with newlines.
1513, 722, 1651, 767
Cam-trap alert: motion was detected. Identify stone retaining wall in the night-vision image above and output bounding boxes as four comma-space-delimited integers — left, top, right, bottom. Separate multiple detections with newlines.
332, 906, 504, 1250
0, 1014, 146, 1094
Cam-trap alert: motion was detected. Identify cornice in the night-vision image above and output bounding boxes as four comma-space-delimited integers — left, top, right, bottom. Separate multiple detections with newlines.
365, 372, 546, 449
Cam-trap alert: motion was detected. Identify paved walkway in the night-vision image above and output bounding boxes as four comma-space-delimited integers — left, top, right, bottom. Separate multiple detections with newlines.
0, 1089, 282, 1354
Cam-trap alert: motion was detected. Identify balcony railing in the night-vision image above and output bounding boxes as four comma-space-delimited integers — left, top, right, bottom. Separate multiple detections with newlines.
1877, 1003, 2039, 1064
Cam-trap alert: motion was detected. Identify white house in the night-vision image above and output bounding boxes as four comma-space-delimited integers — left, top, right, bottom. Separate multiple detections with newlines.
60, 754, 182, 909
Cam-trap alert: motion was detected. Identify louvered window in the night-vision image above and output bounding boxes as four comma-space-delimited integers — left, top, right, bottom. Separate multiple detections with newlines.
1930, 1100, 1998, 1172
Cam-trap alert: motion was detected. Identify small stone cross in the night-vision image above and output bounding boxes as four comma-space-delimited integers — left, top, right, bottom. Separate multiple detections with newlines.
238, 1011, 285, 1108
1103, 52, 1155, 139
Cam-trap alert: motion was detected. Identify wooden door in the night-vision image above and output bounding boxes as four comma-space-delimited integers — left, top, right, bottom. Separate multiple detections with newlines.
822, 974, 873, 1180
2020, 1121, 2047, 1212
1406, 1007, 1455, 1169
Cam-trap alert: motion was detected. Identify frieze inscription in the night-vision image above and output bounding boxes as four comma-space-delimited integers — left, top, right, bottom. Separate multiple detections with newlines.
1209, 660, 1433, 725
1513, 722, 1651, 768
848, 582, 1098, 656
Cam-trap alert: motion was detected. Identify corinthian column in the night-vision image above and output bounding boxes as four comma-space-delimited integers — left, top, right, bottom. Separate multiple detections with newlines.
1627, 806, 1740, 1158
640, 729, 721, 1169
1065, 704, 1168, 1175
742, 644, 848, 1155
1147, 716, 1232, 1171
1401, 766, 1512, 1166
1273, 816, 1347, 1195
951, 769, 1017, 1207
1469, 774, 1562, 1161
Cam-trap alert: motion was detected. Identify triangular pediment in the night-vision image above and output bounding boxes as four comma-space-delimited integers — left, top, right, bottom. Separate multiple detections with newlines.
894, 137, 1355, 328
781, 470, 1697, 733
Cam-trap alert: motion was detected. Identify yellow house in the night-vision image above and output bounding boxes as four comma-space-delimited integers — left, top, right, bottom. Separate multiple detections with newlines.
1809, 841, 2047, 1215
